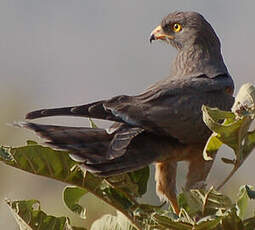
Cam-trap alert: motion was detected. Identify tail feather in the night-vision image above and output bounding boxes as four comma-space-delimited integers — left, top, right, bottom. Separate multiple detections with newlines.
21, 122, 178, 177
25, 101, 120, 122
21, 122, 112, 153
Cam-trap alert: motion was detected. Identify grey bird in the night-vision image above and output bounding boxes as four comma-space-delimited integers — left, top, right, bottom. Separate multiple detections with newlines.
22, 11, 234, 213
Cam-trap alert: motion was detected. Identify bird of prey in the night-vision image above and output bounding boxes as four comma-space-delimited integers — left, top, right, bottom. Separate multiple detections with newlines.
22, 11, 234, 213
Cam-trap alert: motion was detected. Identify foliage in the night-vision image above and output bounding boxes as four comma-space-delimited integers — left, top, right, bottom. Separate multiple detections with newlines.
0, 141, 149, 229
5, 199, 86, 230
202, 83, 255, 189
1, 84, 255, 229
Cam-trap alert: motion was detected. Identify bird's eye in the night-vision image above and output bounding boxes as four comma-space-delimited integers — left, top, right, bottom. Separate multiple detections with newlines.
172, 23, 182, 32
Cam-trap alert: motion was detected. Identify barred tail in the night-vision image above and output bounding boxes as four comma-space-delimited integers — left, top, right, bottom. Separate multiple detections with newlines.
25, 101, 120, 122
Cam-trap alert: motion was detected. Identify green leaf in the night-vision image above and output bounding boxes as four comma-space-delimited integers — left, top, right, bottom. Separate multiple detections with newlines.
63, 186, 87, 219
202, 105, 245, 150
203, 134, 223, 161
5, 199, 86, 230
91, 212, 136, 230
236, 185, 250, 219
0, 141, 101, 188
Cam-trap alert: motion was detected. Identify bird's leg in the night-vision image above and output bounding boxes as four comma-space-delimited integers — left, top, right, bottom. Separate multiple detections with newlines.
155, 160, 179, 214
185, 146, 215, 189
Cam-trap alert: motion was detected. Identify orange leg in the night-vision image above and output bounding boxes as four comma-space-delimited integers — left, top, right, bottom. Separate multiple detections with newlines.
155, 160, 180, 214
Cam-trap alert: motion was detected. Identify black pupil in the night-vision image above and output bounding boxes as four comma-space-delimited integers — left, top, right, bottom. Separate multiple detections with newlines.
175, 24, 179, 29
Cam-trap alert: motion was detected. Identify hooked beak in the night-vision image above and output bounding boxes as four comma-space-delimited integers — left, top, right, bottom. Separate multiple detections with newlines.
149, 25, 174, 43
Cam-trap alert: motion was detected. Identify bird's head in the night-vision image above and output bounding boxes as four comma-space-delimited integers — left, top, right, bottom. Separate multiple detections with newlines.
150, 11, 221, 51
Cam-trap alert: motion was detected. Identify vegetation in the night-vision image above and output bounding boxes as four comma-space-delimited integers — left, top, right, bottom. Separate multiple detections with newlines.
1, 83, 255, 230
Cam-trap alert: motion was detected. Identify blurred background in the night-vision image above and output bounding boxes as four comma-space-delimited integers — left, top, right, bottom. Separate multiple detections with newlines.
1, 0, 255, 229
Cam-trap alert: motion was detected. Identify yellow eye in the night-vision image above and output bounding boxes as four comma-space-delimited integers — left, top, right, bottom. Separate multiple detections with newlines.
172, 23, 182, 32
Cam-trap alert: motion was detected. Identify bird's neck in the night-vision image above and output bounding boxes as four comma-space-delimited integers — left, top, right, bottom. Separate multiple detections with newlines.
170, 42, 228, 79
